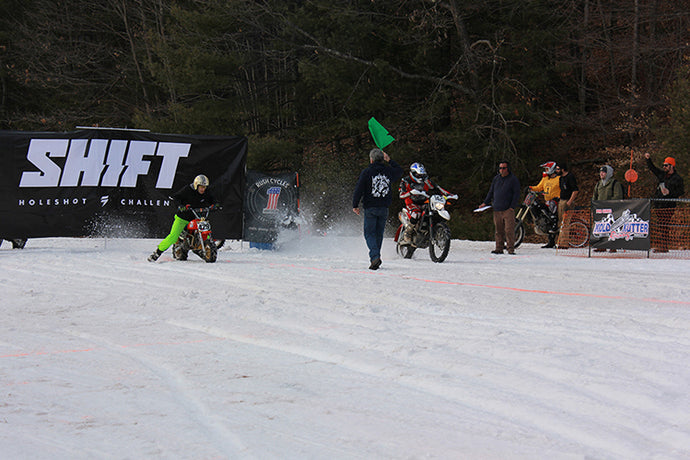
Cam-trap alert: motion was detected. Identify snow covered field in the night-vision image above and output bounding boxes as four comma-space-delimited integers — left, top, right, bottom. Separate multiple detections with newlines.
1, 234, 689, 459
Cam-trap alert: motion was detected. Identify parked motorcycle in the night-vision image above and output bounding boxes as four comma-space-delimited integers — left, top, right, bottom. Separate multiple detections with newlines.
172, 206, 220, 263
394, 192, 456, 263
514, 189, 558, 248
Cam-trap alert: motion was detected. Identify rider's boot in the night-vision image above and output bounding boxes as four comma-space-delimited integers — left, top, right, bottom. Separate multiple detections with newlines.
148, 248, 163, 262
401, 225, 414, 244
541, 234, 556, 249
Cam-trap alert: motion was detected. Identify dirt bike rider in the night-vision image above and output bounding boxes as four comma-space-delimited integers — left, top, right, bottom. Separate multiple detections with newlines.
529, 161, 561, 248
148, 174, 218, 262
399, 162, 457, 244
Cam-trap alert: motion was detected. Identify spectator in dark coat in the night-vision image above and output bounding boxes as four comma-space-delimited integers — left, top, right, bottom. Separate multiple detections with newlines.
352, 148, 404, 270
479, 160, 521, 254
644, 153, 684, 209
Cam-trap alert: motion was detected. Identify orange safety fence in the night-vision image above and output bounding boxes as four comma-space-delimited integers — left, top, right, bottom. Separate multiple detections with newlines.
557, 206, 690, 258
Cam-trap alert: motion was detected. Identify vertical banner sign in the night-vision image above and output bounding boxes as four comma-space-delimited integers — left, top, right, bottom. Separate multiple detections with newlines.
0, 129, 247, 239
591, 199, 651, 251
243, 170, 299, 244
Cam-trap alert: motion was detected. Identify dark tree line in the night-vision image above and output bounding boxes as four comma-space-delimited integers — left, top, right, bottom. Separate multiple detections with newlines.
1, 0, 689, 236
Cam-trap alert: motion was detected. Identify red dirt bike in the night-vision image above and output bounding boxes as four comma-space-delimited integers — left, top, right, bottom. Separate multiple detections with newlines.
172, 206, 220, 263
394, 193, 456, 263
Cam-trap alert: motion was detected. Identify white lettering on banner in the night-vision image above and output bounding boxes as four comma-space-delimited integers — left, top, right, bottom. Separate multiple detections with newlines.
120, 198, 170, 207
18, 198, 88, 206
17, 197, 171, 207
19, 139, 191, 188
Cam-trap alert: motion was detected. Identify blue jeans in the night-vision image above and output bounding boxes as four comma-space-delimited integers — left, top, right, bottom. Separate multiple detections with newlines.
363, 207, 389, 261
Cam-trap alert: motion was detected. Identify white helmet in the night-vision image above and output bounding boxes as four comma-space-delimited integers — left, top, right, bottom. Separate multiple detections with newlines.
409, 162, 427, 184
193, 174, 210, 190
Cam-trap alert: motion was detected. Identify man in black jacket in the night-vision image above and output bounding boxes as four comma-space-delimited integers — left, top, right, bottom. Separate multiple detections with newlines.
352, 148, 403, 270
148, 174, 218, 262
644, 153, 684, 208
479, 160, 521, 254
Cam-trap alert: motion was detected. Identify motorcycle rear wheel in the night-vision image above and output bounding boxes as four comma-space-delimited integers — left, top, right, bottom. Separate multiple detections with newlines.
429, 222, 451, 263
514, 221, 525, 248
172, 242, 188, 260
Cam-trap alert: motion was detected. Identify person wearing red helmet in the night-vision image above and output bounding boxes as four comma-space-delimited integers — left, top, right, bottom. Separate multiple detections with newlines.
529, 161, 561, 248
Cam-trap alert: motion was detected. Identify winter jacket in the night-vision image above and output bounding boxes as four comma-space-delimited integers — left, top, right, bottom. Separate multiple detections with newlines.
172, 184, 218, 221
646, 158, 684, 208
530, 174, 561, 201
352, 159, 404, 209
592, 167, 624, 202
483, 172, 521, 212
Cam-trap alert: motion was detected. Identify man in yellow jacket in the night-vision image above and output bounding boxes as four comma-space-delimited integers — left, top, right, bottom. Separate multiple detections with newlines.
529, 161, 561, 248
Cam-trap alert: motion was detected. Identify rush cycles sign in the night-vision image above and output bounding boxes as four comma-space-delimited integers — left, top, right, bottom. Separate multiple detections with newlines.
591, 199, 651, 251
0, 130, 247, 239
243, 170, 299, 244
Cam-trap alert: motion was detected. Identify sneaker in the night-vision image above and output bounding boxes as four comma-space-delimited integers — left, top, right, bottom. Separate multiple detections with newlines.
147, 249, 162, 262
491, 249, 503, 254
507, 250, 515, 255
541, 242, 555, 248
369, 257, 382, 270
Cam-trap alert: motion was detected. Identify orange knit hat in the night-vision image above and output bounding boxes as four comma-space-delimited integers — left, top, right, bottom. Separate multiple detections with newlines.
664, 157, 676, 167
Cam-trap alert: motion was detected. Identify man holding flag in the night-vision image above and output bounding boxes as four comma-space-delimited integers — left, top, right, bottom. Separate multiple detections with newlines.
351, 118, 402, 270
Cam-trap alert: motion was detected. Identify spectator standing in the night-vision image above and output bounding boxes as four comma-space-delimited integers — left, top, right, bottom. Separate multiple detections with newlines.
592, 165, 624, 252
479, 161, 521, 254
556, 162, 579, 224
644, 153, 684, 208
352, 148, 404, 270
592, 165, 624, 202
644, 153, 685, 252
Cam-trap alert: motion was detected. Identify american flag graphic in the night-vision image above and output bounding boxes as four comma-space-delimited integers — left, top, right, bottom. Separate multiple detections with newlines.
263, 186, 282, 212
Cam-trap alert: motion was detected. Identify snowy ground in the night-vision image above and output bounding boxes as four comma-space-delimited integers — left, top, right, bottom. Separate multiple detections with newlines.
1, 233, 689, 459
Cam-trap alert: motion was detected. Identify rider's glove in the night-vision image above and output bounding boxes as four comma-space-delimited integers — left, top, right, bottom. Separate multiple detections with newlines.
178, 204, 191, 212
208, 204, 215, 210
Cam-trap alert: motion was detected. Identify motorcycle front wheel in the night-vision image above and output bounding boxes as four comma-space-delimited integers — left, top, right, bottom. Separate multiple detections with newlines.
201, 239, 217, 263
429, 222, 451, 263
514, 221, 525, 248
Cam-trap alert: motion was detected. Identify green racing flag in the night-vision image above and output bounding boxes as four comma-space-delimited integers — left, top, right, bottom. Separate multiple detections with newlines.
368, 117, 395, 149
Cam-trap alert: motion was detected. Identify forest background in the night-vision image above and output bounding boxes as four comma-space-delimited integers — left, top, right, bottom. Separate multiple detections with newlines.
1, 0, 690, 240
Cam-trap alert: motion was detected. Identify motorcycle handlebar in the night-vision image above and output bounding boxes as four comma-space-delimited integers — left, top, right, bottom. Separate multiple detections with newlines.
179, 205, 222, 214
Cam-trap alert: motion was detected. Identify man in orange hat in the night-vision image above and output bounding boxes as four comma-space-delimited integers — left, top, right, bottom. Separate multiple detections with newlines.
644, 153, 684, 208
644, 152, 685, 252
